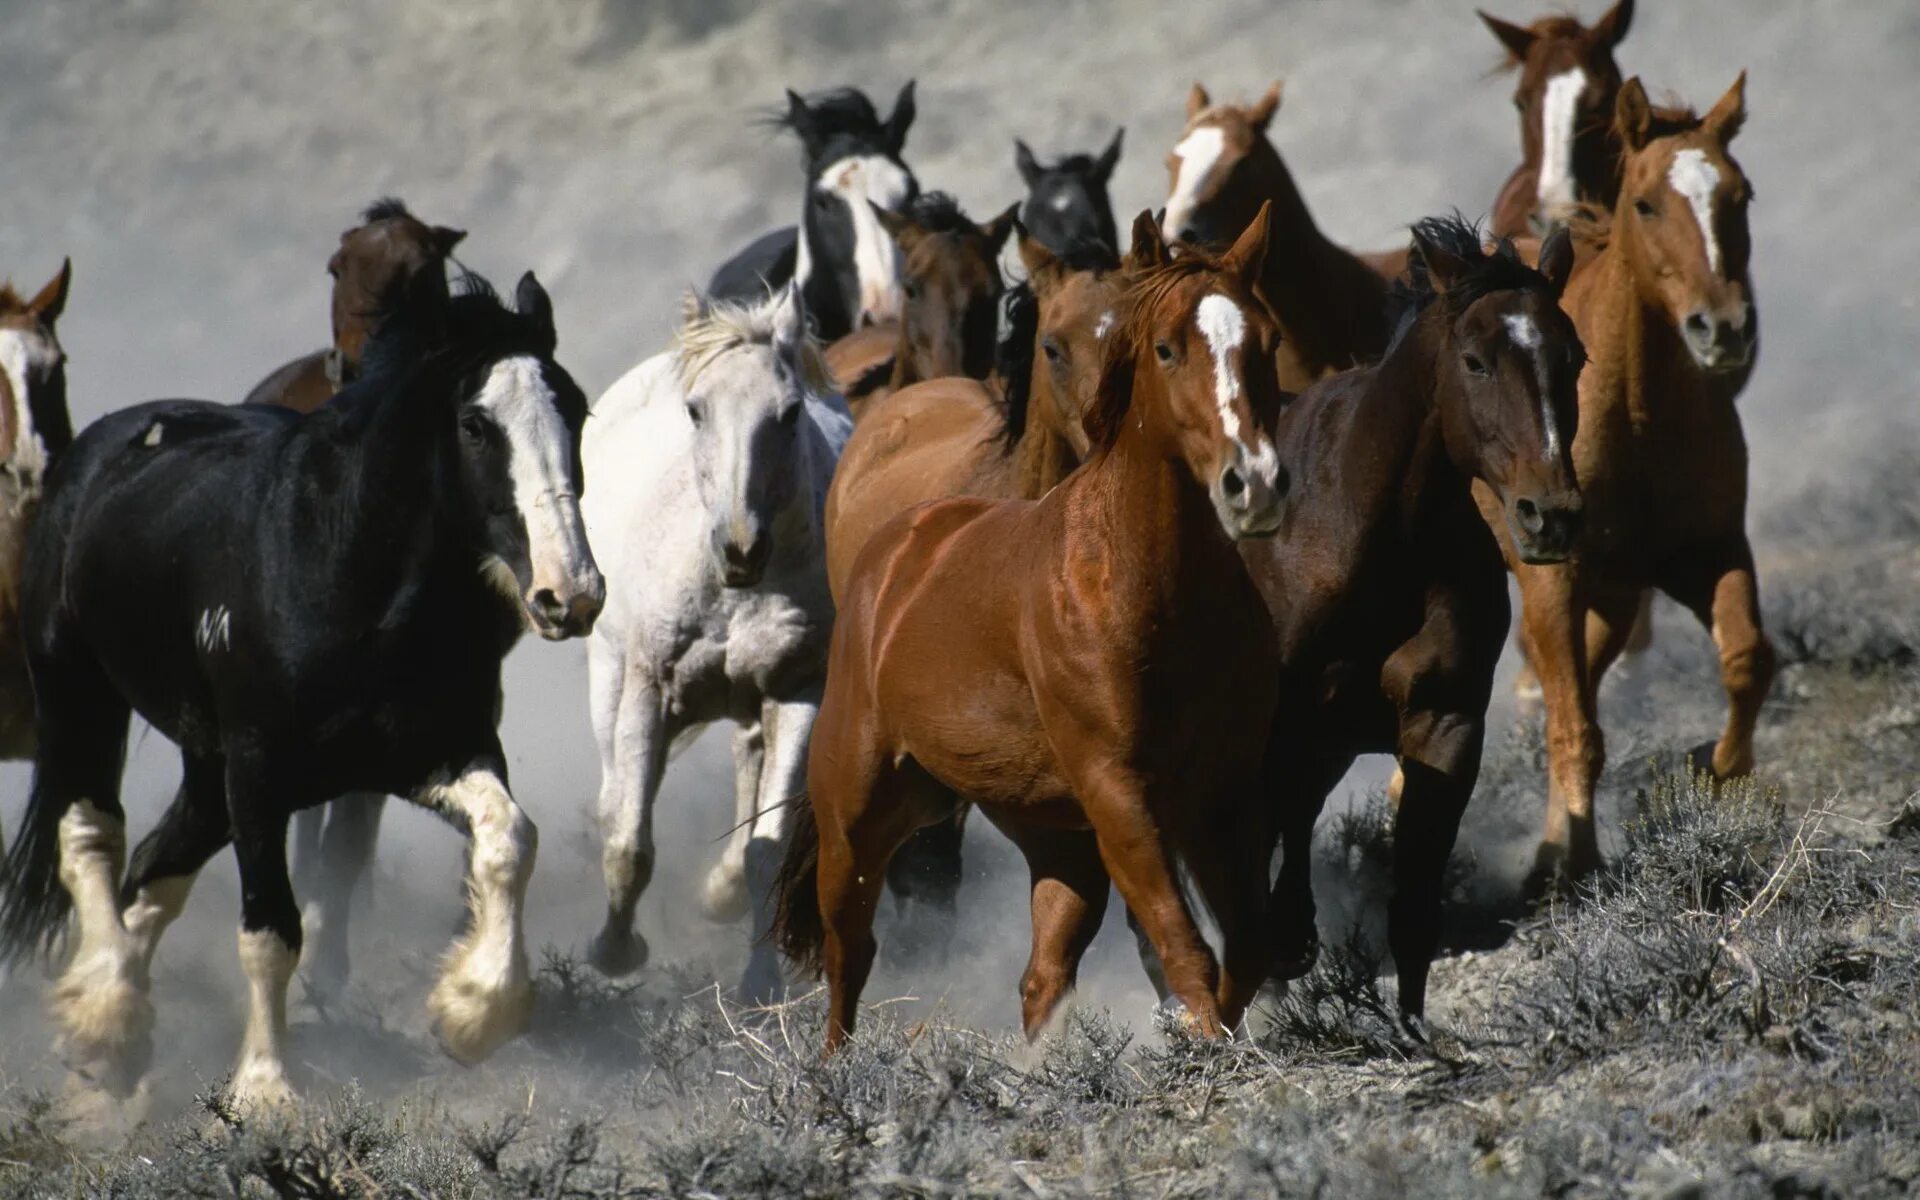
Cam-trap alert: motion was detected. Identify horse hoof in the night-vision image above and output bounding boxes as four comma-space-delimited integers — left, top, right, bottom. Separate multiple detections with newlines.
586, 927, 649, 977
228, 1066, 299, 1116
700, 866, 750, 924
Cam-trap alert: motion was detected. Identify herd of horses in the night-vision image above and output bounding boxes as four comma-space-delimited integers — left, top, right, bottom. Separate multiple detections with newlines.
0, 0, 1770, 1104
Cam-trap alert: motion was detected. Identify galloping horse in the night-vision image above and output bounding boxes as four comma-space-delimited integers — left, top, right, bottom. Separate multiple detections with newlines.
1489, 75, 1766, 885
1015, 129, 1123, 256
822, 193, 1016, 419
0, 261, 75, 767
776, 208, 1290, 1054
581, 285, 850, 1002
820, 228, 1127, 926
1480, 0, 1634, 238
0, 272, 603, 1108
1161, 83, 1390, 389
242, 199, 466, 412
1133, 218, 1587, 1022
708, 85, 919, 342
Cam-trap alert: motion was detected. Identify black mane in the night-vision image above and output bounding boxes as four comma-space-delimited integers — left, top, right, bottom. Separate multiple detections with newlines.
1386, 213, 1547, 353
769, 87, 887, 143
904, 191, 976, 237
361, 196, 415, 224
350, 272, 550, 405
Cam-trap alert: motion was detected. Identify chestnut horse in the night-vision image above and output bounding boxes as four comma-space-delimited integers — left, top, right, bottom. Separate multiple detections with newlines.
775, 208, 1289, 1053
1488, 75, 1766, 885
242, 199, 465, 413
1131, 218, 1586, 1022
823, 193, 1015, 420
1161, 83, 1390, 390
1481, 0, 1634, 238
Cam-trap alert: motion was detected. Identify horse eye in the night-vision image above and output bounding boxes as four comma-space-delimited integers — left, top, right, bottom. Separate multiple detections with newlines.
1634, 198, 1657, 218
459, 410, 489, 441
1462, 352, 1489, 377
905, 280, 922, 300
685, 400, 704, 426
1154, 341, 1175, 364
1041, 337, 1064, 364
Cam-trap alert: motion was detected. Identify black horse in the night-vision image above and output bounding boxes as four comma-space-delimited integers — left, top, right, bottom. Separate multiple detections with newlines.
0, 271, 603, 1108
1014, 128, 1124, 257
707, 83, 919, 341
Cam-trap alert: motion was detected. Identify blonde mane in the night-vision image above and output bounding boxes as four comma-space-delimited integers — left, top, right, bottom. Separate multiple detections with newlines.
672, 293, 830, 394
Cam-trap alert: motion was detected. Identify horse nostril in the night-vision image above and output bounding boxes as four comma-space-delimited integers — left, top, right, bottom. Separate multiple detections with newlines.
1221, 466, 1246, 499
1177, 226, 1199, 244
1684, 312, 1714, 339
1515, 498, 1544, 534
532, 588, 566, 622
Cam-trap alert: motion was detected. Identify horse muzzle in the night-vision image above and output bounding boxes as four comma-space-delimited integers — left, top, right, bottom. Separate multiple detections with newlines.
527, 570, 604, 640
1682, 303, 1755, 374
1509, 492, 1585, 565
1213, 450, 1289, 540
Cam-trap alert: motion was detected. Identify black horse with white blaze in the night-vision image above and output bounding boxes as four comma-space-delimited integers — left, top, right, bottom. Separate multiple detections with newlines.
0, 272, 602, 1108
707, 83, 919, 341
1014, 128, 1124, 257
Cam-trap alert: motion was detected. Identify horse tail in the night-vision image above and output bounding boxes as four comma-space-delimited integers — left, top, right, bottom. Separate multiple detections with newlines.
0, 767, 75, 966
768, 793, 826, 975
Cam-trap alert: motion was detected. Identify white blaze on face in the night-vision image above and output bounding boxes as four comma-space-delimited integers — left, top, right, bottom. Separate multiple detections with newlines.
811, 154, 914, 325
1537, 67, 1589, 211
1093, 310, 1114, 341
1163, 125, 1226, 242
476, 356, 596, 616
1669, 148, 1724, 274
1196, 292, 1282, 481
0, 329, 53, 474
1504, 312, 1562, 462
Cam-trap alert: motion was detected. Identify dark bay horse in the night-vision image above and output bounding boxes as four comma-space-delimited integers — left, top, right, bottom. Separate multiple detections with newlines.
1131, 218, 1586, 1022
1161, 83, 1391, 390
1016, 129, 1123, 256
708, 84, 919, 343
242, 198, 465, 412
0, 262, 75, 768
1490, 75, 1767, 886
1480, 0, 1634, 238
776, 208, 1289, 1053
0, 272, 603, 1109
823, 193, 1016, 419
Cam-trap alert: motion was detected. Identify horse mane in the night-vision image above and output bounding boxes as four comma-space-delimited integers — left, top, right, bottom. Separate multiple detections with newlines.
1566, 100, 1705, 252
673, 294, 830, 394
767, 87, 886, 141
1385, 213, 1552, 354
353, 270, 540, 392
1084, 249, 1228, 450
995, 235, 1122, 451
901, 191, 976, 237
361, 196, 416, 224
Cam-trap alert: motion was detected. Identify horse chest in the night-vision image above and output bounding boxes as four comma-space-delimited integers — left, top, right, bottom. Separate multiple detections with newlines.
659, 590, 825, 714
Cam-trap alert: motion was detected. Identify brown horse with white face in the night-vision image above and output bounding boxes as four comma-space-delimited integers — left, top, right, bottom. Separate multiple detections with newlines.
242, 198, 466, 413
823, 193, 1016, 420
0, 261, 75, 762
1161, 83, 1391, 391
1480, 0, 1634, 237
775, 209, 1288, 1054
1486, 74, 1766, 886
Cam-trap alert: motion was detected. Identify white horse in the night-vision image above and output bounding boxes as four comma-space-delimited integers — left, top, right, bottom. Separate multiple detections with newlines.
582, 284, 850, 1002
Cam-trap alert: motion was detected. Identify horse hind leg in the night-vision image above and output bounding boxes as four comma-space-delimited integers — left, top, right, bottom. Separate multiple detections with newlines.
297, 792, 386, 1006
738, 694, 819, 1006
223, 756, 305, 1112
121, 752, 231, 990
702, 719, 764, 924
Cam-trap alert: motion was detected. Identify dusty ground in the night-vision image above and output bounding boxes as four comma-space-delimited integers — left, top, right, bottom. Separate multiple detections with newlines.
0, 0, 1916, 1194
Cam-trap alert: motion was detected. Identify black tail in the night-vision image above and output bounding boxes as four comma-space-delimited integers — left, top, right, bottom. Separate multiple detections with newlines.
768, 794, 825, 976
0, 768, 76, 966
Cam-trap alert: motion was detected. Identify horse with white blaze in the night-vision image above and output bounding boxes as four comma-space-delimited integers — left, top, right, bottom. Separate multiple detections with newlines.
0, 271, 602, 1109
582, 284, 850, 1004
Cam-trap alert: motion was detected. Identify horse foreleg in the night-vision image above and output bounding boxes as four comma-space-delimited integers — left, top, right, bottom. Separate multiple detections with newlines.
414, 759, 537, 1066
1661, 539, 1775, 780
225, 763, 302, 1112
1185, 799, 1278, 1031
588, 645, 668, 976
1386, 719, 1480, 1021
1516, 562, 1604, 888
738, 694, 816, 1006
299, 791, 385, 1005
702, 720, 763, 924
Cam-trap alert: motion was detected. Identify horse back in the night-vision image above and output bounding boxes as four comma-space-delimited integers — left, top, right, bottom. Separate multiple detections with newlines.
241, 350, 336, 412
707, 227, 799, 304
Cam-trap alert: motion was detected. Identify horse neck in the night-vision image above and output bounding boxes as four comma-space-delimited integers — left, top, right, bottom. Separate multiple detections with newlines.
886, 317, 924, 391
1577, 236, 1702, 431
797, 222, 856, 342
1245, 144, 1383, 366
1355, 316, 1469, 509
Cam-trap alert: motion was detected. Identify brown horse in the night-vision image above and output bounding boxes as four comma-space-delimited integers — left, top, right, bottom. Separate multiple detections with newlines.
241, 198, 466, 412
1133, 218, 1585, 1022
776, 208, 1289, 1053
1161, 82, 1391, 390
0, 261, 76, 763
1487, 75, 1765, 885
1481, 0, 1634, 238
822, 193, 1016, 419
823, 231, 1125, 600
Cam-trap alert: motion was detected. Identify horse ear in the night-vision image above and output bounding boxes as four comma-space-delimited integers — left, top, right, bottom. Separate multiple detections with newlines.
515, 271, 556, 351
680, 288, 708, 327
1014, 139, 1042, 186
1409, 226, 1474, 295
1096, 127, 1125, 182
784, 89, 821, 154
1128, 209, 1170, 269
432, 226, 467, 256
1223, 200, 1272, 290
1703, 70, 1747, 145
980, 203, 1020, 255
1592, 0, 1633, 47
1018, 226, 1064, 290
1249, 81, 1283, 132
885, 80, 917, 154
770, 280, 806, 350
1536, 226, 1575, 299
870, 201, 916, 245
1477, 10, 1537, 62
28, 258, 71, 323
1615, 76, 1654, 151
1187, 83, 1211, 120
